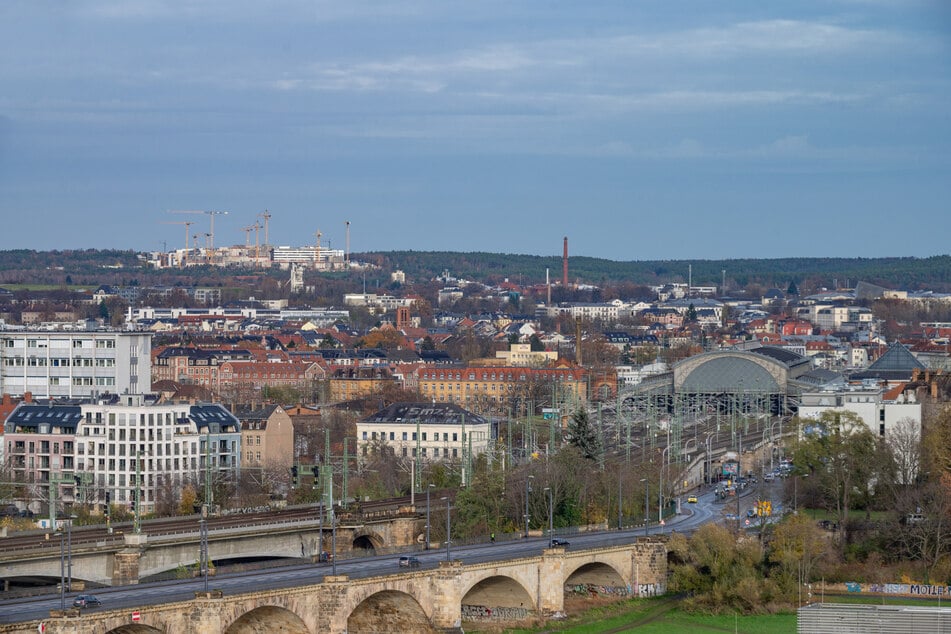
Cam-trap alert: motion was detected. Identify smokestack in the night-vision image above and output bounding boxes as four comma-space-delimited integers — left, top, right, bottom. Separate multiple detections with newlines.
546, 268, 551, 305
562, 236, 568, 287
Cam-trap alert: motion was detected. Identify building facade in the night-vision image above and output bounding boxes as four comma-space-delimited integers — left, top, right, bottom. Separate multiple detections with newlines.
4, 395, 241, 515
358, 402, 491, 463
0, 331, 151, 399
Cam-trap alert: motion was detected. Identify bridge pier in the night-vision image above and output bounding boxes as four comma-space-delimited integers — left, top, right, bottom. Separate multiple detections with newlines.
431, 560, 464, 632
539, 547, 567, 617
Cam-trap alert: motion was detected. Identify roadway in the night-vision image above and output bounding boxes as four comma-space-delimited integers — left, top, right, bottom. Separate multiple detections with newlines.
0, 487, 726, 625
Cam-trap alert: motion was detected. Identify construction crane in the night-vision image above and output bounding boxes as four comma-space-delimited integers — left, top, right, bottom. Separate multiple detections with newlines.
169, 210, 229, 251
314, 229, 322, 267
161, 221, 195, 250
241, 225, 255, 248
258, 209, 272, 247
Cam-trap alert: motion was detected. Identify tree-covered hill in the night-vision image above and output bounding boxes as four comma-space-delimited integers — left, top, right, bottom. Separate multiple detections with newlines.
357, 251, 951, 291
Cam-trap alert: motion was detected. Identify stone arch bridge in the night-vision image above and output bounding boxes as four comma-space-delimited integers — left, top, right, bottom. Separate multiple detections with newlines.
1, 515, 418, 587
2, 541, 666, 634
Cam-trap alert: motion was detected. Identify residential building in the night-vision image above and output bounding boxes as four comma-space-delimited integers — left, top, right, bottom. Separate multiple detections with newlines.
358, 402, 491, 464
4, 395, 241, 515
0, 331, 151, 399
416, 365, 588, 416
234, 404, 294, 471
494, 343, 557, 367
798, 384, 921, 441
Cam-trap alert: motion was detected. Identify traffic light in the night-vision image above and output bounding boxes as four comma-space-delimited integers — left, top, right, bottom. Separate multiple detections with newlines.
291, 466, 299, 487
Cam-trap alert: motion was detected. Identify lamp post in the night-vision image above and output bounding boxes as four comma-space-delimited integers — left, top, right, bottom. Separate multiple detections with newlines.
56, 529, 65, 611
544, 486, 553, 547
704, 431, 715, 486
659, 446, 671, 525
640, 478, 649, 536
66, 514, 75, 593
524, 474, 534, 538
617, 468, 623, 530
442, 496, 451, 561
425, 483, 434, 550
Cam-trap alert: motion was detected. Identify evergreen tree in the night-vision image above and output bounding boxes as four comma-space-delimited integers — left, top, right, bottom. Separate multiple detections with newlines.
566, 407, 602, 462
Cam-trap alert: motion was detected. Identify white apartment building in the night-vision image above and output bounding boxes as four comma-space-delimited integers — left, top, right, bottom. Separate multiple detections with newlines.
798, 385, 921, 440
358, 402, 491, 462
0, 331, 151, 399
4, 395, 242, 515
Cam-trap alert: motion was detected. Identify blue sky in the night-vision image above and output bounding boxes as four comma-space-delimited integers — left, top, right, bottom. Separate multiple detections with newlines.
1, 1, 948, 260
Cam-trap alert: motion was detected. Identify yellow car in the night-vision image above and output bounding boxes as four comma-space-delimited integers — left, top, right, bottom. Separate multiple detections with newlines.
687, 495, 698, 504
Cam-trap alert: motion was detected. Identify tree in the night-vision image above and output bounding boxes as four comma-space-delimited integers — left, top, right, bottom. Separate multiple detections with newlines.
529, 334, 545, 352
792, 411, 880, 546
565, 407, 602, 462
768, 514, 827, 596
787, 281, 799, 296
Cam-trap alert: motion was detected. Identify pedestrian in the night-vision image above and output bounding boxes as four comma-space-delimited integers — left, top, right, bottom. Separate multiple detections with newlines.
490, 532, 495, 543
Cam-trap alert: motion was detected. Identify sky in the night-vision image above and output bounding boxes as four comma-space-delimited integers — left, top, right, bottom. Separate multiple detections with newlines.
1, 1, 949, 261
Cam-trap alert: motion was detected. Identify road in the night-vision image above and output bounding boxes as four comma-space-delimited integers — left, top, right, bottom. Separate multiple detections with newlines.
0, 487, 731, 625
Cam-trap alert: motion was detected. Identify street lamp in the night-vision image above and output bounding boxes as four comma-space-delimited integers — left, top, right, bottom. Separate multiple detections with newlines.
524, 474, 534, 538
544, 486, 553, 547
66, 514, 75, 593
425, 483, 435, 550
704, 431, 716, 486
442, 496, 451, 561
617, 468, 623, 530
199, 504, 209, 592
55, 529, 65, 611
659, 446, 671, 525
640, 478, 649, 536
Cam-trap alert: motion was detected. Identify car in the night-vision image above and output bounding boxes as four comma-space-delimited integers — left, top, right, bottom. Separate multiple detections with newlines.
398, 556, 420, 568
73, 595, 102, 608
550, 538, 570, 548
687, 495, 698, 504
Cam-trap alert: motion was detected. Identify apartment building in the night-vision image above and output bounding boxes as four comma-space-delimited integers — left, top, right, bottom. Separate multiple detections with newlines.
416, 365, 587, 415
358, 402, 491, 462
234, 404, 294, 471
4, 394, 241, 515
0, 331, 151, 399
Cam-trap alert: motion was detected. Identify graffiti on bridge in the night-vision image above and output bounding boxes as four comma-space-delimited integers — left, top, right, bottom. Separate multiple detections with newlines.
637, 583, 658, 597
461, 604, 531, 621
567, 584, 630, 597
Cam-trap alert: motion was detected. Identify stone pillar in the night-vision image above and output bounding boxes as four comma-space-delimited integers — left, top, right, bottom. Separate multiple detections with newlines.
316, 575, 352, 634
538, 548, 566, 617
631, 539, 667, 597
431, 560, 464, 632
112, 550, 142, 586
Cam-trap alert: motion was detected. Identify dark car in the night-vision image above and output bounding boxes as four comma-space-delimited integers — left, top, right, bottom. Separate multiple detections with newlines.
73, 595, 102, 608
550, 538, 569, 548
398, 556, 420, 568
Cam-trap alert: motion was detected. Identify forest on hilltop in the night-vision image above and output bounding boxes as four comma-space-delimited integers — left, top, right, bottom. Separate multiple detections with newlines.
357, 251, 951, 291
0, 249, 949, 292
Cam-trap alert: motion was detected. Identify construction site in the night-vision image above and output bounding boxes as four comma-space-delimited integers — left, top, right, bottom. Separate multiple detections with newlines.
151, 209, 350, 270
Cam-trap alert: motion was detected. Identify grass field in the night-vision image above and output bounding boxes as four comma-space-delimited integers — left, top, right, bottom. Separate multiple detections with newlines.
466, 593, 951, 633
467, 596, 798, 633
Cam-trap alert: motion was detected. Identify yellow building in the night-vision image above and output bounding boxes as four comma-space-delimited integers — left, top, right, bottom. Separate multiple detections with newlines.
416, 365, 587, 416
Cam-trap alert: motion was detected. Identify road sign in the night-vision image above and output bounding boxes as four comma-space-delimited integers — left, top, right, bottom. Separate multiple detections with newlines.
131, 611, 141, 622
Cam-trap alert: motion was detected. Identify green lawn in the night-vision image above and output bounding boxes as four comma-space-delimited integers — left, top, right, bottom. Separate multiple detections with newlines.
468, 596, 798, 633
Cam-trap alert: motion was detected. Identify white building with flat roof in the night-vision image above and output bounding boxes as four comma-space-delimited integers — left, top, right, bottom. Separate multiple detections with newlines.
0, 331, 151, 399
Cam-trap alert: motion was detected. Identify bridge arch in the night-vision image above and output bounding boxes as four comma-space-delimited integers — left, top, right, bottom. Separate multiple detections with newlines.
460, 574, 535, 623
348, 589, 433, 633
351, 530, 384, 552
564, 561, 629, 596
223, 604, 310, 634
104, 625, 163, 634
